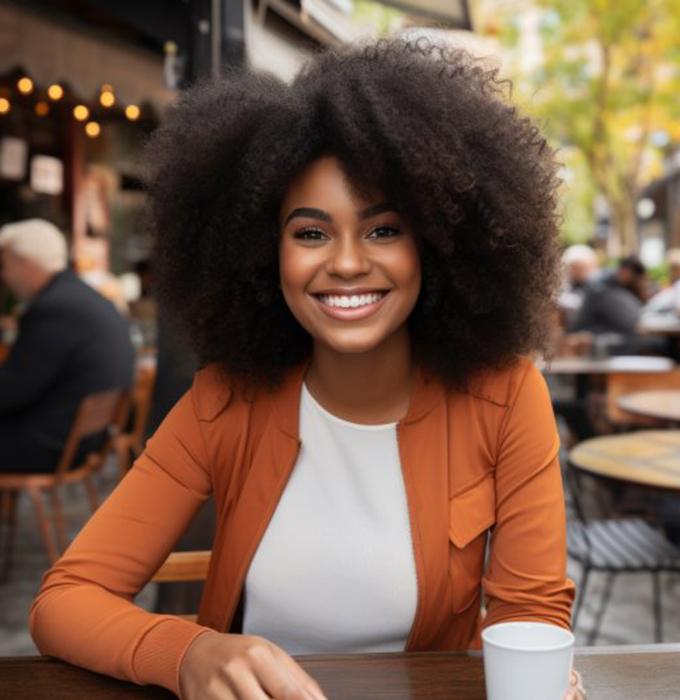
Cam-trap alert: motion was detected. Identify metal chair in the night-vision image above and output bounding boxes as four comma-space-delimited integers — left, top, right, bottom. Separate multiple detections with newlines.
0, 388, 128, 578
566, 462, 680, 643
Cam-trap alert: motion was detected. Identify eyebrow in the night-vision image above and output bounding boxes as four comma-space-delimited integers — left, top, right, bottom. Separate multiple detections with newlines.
283, 208, 332, 227
283, 202, 397, 227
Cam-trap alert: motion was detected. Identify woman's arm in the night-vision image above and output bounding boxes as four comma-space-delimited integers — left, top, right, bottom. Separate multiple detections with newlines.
30, 386, 214, 696
483, 361, 575, 628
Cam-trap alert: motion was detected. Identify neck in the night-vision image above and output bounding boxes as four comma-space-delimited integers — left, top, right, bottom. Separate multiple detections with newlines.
305, 326, 414, 424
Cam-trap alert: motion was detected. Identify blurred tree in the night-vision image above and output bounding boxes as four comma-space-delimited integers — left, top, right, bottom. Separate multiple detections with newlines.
480, 0, 680, 254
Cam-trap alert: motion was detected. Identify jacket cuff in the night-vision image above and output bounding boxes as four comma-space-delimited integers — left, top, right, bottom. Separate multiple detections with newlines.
132, 617, 212, 695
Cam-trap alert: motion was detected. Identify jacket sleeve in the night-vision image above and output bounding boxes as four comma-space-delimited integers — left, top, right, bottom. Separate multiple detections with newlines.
0, 306, 76, 413
482, 361, 575, 630
30, 382, 216, 696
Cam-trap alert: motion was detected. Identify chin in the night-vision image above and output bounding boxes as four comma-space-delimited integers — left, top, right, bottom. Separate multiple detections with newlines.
319, 330, 389, 355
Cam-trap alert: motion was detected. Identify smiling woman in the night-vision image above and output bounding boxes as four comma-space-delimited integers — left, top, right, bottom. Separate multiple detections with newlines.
30, 38, 581, 700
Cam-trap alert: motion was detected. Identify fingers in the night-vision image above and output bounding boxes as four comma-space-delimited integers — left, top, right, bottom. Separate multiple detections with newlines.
221, 660, 276, 700
568, 668, 586, 700
270, 645, 327, 700
246, 643, 324, 700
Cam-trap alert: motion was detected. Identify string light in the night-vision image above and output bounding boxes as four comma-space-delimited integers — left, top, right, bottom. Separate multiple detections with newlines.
0, 98, 10, 114
35, 101, 50, 117
125, 104, 140, 121
100, 89, 115, 108
17, 77, 34, 94
85, 121, 101, 138
73, 104, 89, 121
47, 84, 64, 100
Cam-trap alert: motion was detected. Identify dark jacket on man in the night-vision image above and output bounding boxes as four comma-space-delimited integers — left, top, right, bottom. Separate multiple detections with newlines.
0, 270, 135, 472
570, 270, 643, 354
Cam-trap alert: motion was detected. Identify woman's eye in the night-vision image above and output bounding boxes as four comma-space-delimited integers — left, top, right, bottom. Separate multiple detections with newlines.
293, 228, 327, 241
368, 226, 401, 240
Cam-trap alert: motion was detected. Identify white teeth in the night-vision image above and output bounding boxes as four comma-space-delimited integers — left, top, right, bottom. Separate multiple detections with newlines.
318, 292, 385, 308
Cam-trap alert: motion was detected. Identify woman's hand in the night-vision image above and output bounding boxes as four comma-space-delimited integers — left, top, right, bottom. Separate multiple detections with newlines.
563, 669, 586, 699
179, 631, 327, 700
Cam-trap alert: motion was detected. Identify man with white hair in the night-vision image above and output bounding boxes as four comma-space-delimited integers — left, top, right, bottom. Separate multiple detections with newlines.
0, 219, 134, 472
558, 244, 600, 327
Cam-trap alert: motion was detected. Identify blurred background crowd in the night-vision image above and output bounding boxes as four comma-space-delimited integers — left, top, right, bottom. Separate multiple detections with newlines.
1, 0, 680, 655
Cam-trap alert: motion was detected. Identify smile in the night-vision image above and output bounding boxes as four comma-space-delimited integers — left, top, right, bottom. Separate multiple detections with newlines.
318, 292, 386, 308
312, 290, 390, 320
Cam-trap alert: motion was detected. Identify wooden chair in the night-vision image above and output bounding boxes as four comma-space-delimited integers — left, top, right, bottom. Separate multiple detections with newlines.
0, 389, 129, 578
152, 550, 211, 582
151, 550, 211, 621
113, 360, 157, 477
605, 369, 680, 428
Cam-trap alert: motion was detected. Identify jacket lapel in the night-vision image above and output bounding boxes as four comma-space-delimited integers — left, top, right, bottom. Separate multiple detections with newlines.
399, 369, 451, 649
200, 365, 306, 631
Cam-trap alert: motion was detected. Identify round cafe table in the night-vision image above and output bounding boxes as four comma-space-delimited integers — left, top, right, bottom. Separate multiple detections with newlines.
538, 355, 675, 375
638, 316, 680, 336
540, 356, 675, 405
618, 391, 680, 424
569, 430, 680, 491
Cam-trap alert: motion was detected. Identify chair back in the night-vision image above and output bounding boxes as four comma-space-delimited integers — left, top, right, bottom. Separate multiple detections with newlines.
129, 362, 157, 453
152, 550, 211, 583
565, 459, 642, 568
55, 389, 129, 476
606, 369, 680, 425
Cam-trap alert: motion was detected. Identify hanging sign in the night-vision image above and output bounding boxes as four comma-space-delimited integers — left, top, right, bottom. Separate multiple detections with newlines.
0, 136, 28, 180
30, 155, 64, 195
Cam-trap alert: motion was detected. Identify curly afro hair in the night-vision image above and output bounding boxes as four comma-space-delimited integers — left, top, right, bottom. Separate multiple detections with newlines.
146, 38, 562, 390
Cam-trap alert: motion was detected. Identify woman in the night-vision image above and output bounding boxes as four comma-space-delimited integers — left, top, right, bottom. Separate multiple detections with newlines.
31, 39, 580, 699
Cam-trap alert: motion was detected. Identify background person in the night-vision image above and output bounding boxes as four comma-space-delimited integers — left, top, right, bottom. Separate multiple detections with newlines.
571, 256, 656, 355
0, 219, 135, 472
643, 248, 680, 318
558, 243, 600, 329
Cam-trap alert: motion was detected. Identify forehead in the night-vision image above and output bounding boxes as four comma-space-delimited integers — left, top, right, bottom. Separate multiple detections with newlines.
281, 156, 381, 212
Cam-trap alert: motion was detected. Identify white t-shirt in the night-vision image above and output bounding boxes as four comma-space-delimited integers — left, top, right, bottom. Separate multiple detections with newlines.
242, 383, 418, 654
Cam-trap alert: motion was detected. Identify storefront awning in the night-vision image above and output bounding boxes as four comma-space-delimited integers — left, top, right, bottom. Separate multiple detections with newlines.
0, 3, 174, 112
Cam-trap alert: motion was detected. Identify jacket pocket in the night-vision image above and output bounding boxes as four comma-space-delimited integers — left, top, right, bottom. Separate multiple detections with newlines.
448, 473, 496, 612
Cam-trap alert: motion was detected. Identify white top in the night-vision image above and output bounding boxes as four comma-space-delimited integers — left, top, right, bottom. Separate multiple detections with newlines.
242, 383, 418, 654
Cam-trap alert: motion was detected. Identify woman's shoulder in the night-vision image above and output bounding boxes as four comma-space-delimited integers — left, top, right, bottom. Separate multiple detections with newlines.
190, 363, 239, 422
190, 362, 299, 422
461, 356, 544, 409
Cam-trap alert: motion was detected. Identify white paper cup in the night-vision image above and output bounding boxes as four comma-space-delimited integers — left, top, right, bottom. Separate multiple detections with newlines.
482, 621, 574, 700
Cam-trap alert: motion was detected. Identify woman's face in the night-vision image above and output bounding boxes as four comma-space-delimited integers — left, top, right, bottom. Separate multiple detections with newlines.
279, 156, 421, 354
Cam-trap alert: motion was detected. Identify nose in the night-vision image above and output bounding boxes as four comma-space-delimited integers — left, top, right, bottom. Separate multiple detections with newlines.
326, 234, 371, 278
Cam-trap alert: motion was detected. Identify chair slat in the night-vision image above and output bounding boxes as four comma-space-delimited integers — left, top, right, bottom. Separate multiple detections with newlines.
152, 550, 211, 583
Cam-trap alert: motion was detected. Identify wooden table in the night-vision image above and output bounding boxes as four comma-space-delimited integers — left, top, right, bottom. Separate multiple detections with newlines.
618, 391, 680, 423
569, 430, 680, 491
539, 355, 675, 375
3, 646, 680, 699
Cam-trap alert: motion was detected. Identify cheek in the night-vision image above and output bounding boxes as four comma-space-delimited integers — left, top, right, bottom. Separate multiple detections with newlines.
278, 240, 321, 329
279, 240, 310, 295
388, 240, 421, 295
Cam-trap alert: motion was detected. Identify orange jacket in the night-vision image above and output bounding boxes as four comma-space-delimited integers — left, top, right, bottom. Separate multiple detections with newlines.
30, 357, 574, 696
